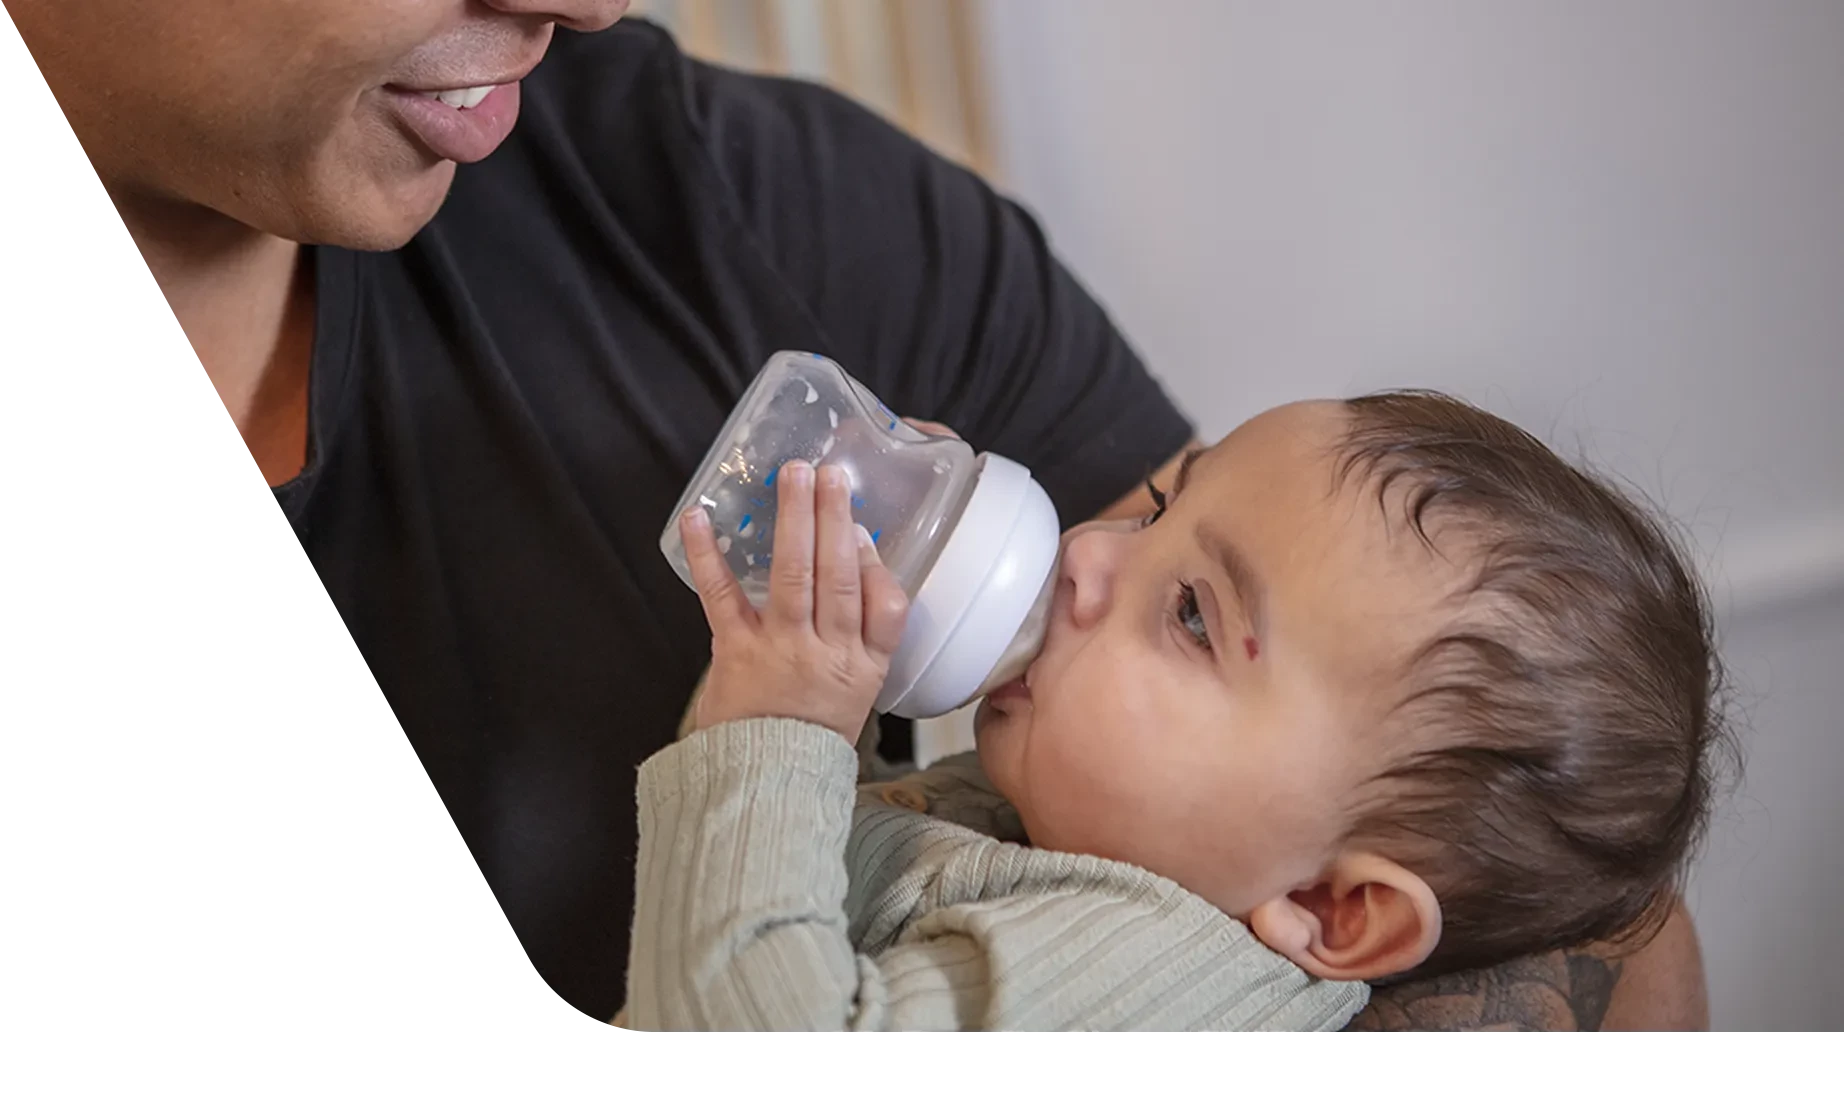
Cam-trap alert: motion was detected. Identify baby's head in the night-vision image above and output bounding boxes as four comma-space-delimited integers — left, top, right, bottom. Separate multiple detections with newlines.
975, 392, 1725, 982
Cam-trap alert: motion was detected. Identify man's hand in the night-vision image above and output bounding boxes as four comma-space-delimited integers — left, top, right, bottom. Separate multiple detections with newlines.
908, 423, 1202, 527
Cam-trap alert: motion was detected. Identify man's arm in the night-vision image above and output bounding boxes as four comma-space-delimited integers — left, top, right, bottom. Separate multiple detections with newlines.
1345, 899, 1707, 1031
1600, 898, 1708, 1030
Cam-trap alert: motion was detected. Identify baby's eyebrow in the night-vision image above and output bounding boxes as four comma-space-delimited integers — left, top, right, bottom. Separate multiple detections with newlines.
1173, 447, 1205, 496
1196, 522, 1268, 640
1169, 446, 1267, 635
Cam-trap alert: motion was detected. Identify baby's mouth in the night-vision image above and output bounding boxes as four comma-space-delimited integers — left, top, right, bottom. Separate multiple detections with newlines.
985, 673, 1032, 712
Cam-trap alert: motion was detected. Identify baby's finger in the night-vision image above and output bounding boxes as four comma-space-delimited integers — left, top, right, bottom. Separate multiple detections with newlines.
858, 529, 910, 661
766, 460, 816, 630
680, 507, 755, 638
813, 465, 863, 646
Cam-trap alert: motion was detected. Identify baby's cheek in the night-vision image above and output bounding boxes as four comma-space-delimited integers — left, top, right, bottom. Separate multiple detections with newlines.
1042, 729, 1151, 835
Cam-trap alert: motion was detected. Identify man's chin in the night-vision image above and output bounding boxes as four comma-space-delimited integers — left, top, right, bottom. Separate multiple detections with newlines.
367, 166, 457, 248
969, 723, 1034, 845
294, 162, 457, 251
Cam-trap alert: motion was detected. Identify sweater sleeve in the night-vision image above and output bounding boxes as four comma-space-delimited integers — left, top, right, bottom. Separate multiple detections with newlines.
624, 719, 1367, 1030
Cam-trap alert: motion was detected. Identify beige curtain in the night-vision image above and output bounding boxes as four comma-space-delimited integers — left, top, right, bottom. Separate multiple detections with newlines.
625, 0, 994, 177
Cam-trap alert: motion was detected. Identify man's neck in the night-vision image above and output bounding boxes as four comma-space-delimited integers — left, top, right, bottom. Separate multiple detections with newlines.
114, 190, 316, 486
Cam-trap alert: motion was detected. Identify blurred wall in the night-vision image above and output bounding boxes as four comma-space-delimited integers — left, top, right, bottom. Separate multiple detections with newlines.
628, 0, 993, 174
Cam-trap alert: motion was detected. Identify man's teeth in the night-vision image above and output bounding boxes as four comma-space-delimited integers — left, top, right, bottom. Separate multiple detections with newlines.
418, 85, 496, 110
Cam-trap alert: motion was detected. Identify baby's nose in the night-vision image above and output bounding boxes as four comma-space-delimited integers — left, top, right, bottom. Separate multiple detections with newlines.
1058, 523, 1126, 630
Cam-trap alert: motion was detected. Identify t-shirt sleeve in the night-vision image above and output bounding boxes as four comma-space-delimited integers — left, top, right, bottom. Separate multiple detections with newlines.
679, 55, 1196, 524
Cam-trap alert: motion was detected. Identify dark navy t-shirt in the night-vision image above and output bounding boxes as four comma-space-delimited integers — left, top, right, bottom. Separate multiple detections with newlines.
275, 20, 1192, 1020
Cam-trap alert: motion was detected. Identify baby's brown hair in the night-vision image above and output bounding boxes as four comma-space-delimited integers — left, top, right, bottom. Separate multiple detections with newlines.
1334, 391, 1732, 978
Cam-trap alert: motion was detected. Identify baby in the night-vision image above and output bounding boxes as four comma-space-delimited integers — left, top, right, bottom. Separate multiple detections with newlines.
621, 390, 1724, 1030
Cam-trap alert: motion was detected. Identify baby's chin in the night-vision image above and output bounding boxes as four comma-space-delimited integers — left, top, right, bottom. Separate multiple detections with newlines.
971, 694, 1022, 753
971, 697, 1029, 798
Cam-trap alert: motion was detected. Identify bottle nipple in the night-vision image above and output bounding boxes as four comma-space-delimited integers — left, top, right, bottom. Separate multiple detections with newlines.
966, 554, 1059, 705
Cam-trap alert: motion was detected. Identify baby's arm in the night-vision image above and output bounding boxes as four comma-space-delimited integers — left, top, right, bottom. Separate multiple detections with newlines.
623, 718, 1366, 1031
624, 719, 867, 1030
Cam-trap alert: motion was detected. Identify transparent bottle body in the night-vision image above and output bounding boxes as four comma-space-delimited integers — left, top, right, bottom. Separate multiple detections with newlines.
662, 351, 1062, 715
661, 352, 979, 607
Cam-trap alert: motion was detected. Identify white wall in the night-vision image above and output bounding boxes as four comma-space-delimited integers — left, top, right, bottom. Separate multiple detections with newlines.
971, 0, 1844, 1030
1698, 588, 1844, 1030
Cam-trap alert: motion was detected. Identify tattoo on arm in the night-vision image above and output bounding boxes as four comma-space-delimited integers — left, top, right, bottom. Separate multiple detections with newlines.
1344, 950, 1625, 1031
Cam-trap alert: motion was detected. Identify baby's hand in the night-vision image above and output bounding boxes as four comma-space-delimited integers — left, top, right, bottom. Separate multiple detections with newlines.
679, 460, 910, 741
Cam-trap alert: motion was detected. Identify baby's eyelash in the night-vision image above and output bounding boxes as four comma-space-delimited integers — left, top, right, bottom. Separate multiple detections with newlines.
1143, 476, 1168, 528
1173, 579, 1211, 650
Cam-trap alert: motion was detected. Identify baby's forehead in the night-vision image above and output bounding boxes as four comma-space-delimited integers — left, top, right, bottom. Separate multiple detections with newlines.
1220, 399, 1353, 456
1189, 401, 1354, 506
1203, 403, 1482, 675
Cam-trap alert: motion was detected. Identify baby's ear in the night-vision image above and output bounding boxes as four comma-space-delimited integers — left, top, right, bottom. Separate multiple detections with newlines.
1247, 852, 1442, 982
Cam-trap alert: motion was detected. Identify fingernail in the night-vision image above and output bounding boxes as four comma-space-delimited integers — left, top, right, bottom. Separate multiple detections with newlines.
854, 524, 876, 551
819, 464, 846, 490
785, 460, 813, 487
681, 506, 710, 532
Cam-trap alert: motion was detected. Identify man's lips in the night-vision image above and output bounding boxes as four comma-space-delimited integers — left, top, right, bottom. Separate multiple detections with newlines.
389, 57, 539, 97
381, 81, 523, 164
377, 41, 548, 163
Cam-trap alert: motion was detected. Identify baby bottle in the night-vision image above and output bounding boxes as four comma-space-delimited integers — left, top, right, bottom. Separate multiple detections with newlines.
660, 351, 1061, 719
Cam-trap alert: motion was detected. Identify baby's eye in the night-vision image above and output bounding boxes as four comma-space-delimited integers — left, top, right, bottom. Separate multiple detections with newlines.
1142, 477, 1168, 529
1174, 581, 1211, 650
